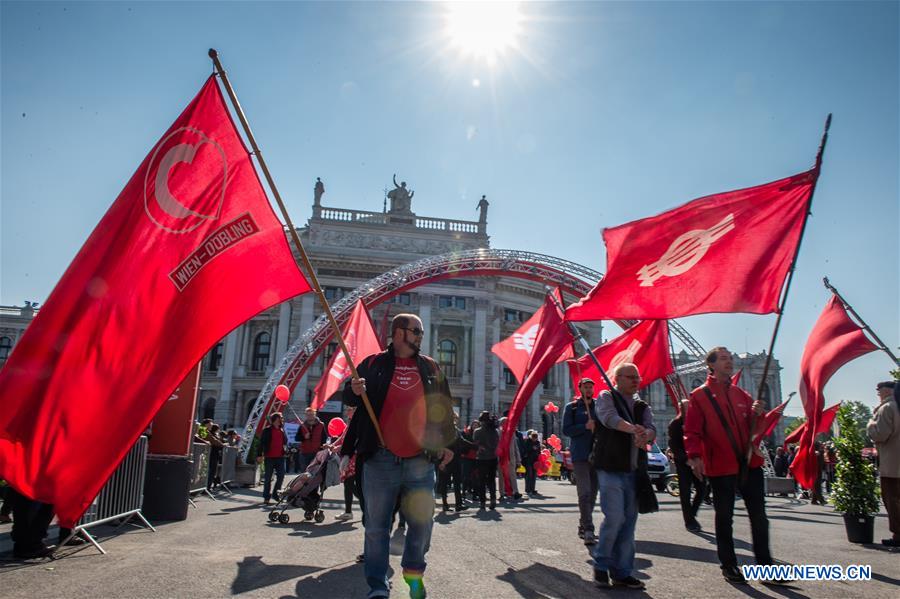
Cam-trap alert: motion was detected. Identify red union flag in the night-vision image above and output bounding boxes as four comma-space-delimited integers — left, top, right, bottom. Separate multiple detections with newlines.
0, 76, 311, 526
783, 403, 841, 448
497, 290, 573, 489
566, 169, 818, 321
566, 320, 674, 391
790, 296, 876, 488
492, 300, 574, 384
312, 300, 382, 410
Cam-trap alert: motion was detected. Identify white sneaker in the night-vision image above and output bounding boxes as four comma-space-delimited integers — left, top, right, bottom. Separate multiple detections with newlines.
334, 512, 353, 521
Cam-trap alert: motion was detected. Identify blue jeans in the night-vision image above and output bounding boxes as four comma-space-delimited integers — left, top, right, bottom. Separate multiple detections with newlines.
362, 448, 435, 598
263, 457, 285, 502
593, 470, 638, 579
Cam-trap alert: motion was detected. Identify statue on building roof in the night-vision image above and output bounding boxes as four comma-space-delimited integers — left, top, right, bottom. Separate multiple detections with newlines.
388, 174, 414, 214
313, 177, 325, 206
477, 195, 489, 224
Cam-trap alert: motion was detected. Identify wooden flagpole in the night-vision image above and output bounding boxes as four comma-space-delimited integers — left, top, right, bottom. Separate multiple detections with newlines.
823, 277, 900, 366
754, 114, 832, 407
208, 49, 384, 446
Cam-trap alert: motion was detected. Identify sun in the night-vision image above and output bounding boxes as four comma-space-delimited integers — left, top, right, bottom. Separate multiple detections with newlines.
444, 1, 523, 63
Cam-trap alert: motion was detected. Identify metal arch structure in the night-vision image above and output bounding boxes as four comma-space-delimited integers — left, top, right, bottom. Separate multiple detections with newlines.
238, 248, 707, 459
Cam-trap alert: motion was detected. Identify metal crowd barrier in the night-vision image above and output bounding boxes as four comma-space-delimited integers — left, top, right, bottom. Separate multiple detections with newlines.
58, 435, 156, 555
216, 446, 238, 495
188, 443, 215, 506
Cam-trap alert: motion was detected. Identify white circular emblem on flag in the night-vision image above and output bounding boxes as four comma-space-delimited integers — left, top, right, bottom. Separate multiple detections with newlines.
144, 126, 228, 233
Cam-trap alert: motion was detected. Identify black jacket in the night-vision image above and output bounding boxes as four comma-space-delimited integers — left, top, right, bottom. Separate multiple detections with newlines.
340, 344, 456, 462
667, 415, 687, 465
591, 397, 649, 473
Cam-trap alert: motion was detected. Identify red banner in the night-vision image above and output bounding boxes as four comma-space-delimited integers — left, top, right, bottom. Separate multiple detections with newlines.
566, 320, 674, 392
312, 300, 382, 410
0, 76, 311, 526
783, 403, 841, 449
492, 305, 573, 384
566, 169, 817, 321
790, 295, 876, 488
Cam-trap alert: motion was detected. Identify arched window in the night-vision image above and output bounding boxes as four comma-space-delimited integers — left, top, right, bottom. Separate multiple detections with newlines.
437, 339, 457, 377
252, 332, 271, 372
0, 336, 12, 361
201, 397, 216, 420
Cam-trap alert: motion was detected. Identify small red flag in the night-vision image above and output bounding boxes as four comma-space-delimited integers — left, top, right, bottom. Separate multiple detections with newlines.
790, 295, 876, 488
311, 300, 382, 410
566, 170, 818, 321
731, 368, 743, 386
0, 77, 311, 526
497, 290, 573, 485
752, 398, 790, 445
492, 304, 573, 384
783, 403, 841, 449
566, 320, 674, 391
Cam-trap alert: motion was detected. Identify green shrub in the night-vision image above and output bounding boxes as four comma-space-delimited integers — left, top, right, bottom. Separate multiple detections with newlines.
830, 404, 880, 516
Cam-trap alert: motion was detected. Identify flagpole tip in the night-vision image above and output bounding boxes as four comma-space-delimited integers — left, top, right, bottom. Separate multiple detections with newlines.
208, 48, 218, 59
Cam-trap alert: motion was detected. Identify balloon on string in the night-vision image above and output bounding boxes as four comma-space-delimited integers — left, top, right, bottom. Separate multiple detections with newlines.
327, 418, 347, 437
274, 384, 290, 402
544, 402, 559, 414
547, 434, 562, 451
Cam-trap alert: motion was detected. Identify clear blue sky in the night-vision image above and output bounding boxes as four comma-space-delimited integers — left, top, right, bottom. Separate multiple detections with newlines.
2, 1, 897, 416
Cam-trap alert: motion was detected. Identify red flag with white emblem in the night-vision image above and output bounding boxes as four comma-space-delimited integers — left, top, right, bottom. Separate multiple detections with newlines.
492, 303, 573, 384
790, 296, 876, 488
566, 320, 674, 391
0, 76, 311, 526
312, 300, 382, 410
497, 289, 574, 486
566, 169, 818, 321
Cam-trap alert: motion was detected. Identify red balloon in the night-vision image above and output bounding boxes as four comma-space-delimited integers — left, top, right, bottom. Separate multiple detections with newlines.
327, 418, 347, 437
274, 384, 290, 401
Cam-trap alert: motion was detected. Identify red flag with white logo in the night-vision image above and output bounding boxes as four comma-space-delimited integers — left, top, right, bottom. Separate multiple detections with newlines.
790, 296, 876, 488
0, 76, 311, 526
566, 320, 674, 391
492, 305, 573, 384
312, 300, 382, 410
566, 169, 818, 321
497, 289, 574, 488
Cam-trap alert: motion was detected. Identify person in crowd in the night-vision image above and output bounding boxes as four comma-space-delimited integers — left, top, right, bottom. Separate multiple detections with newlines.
472, 411, 500, 510
438, 413, 476, 511
340, 313, 455, 599
206, 423, 225, 491
259, 412, 287, 505
668, 399, 704, 531
521, 430, 542, 496
866, 380, 900, 547
824, 443, 837, 493
0, 481, 12, 524
810, 441, 827, 505
591, 363, 654, 590
685, 347, 781, 585
497, 411, 523, 502
297, 407, 327, 472
773, 447, 789, 478
461, 420, 480, 502
563, 377, 599, 545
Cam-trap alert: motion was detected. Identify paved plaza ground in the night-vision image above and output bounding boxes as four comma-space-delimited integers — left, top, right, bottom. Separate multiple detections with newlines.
1, 479, 897, 598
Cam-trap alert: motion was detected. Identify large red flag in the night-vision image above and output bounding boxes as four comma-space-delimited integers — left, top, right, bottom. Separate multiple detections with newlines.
783, 403, 841, 449
497, 290, 573, 484
312, 300, 382, 410
566, 320, 673, 391
492, 305, 573, 384
566, 169, 818, 321
0, 76, 311, 526
790, 295, 877, 488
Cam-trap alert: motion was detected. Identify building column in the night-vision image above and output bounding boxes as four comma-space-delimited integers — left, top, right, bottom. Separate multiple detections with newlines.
419, 294, 432, 355
529, 383, 544, 433
491, 316, 500, 414
297, 294, 316, 407
472, 299, 488, 416
216, 329, 238, 424
274, 301, 291, 364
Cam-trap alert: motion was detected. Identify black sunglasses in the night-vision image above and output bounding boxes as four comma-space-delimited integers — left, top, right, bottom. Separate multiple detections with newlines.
401, 327, 424, 336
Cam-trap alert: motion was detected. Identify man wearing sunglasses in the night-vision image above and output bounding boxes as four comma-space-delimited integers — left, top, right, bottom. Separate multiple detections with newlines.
342, 313, 456, 599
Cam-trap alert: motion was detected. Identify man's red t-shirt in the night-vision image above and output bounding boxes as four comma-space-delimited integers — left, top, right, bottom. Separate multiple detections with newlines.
379, 357, 427, 458
265, 426, 286, 458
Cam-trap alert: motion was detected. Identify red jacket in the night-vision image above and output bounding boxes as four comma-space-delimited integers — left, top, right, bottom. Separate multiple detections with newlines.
297, 419, 326, 454
684, 375, 764, 477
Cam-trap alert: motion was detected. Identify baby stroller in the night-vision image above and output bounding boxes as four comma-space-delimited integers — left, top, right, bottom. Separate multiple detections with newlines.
267, 445, 339, 525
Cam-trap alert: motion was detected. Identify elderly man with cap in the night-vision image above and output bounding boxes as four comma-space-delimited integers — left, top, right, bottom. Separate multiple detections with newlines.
563, 377, 599, 545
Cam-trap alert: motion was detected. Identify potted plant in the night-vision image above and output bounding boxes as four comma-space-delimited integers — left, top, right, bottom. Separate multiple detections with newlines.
830, 404, 881, 543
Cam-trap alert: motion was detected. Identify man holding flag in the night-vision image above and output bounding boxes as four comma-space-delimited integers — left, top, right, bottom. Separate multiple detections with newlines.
685, 347, 778, 585
343, 313, 456, 599
562, 378, 599, 546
